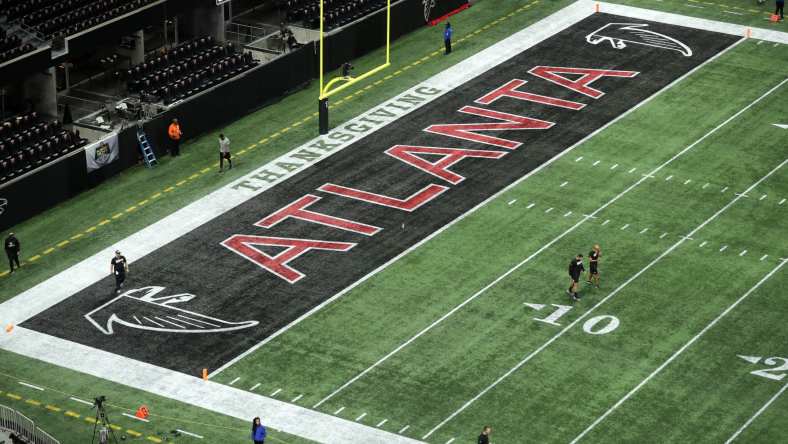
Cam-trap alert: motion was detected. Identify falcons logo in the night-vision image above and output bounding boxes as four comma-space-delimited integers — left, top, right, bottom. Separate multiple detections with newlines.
423, 0, 436, 22
586, 23, 693, 57
85, 286, 259, 335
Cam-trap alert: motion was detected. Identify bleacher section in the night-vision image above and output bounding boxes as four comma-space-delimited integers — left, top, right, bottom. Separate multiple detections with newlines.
280, 0, 389, 30
7, 0, 158, 39
0, 112, 87, 184
0, 26, 35, 64
126, 37, 258, 105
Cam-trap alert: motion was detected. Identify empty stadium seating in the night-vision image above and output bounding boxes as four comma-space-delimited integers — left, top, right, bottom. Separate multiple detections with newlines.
0, 26, 35, 64
126, 37, 258, 104
279, 0, 388, 30
0, 111, 87, 183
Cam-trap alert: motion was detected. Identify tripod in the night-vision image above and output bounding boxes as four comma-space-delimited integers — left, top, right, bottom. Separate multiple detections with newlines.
91, 399, 119, 444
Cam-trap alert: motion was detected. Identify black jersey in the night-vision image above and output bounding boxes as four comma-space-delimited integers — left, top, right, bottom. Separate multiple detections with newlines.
589, 250, 599, 263
478, 434, 490, 444
569, 259, 585, 277
111, 256, 127, 275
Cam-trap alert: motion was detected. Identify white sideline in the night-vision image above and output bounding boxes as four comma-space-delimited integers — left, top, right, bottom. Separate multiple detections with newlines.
426, 157, 788, 439
724, 381, 788, 444
572, 257, 788, 443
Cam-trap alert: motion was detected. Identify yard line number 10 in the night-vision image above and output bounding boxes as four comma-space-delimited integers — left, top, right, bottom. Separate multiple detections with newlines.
523, 303, 620, 335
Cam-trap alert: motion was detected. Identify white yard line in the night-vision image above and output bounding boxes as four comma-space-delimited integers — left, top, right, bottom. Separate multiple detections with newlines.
69, 397, 93, 406
177, 429, 204, 439
316, 59, 784, 412
572, 259, 787, 444
18, 382, 44, 391
425, 158, 788, 440
123, 412, 149, 423
724, 381, 788, 444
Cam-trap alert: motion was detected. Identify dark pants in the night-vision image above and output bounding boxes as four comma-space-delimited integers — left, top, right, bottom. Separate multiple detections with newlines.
115, 272, 125, 291
7, 251, 19, 272
444, 39, 452, 54
220, 152, 232, 170
778, 2, 785, 19
170, 138, 180, 156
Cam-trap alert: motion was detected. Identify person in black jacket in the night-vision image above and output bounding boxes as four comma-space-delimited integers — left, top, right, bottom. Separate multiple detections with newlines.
567, 254, 585, 301
478, 425, 492, 444
5, 232, 21, 273
110, 250, 128, 293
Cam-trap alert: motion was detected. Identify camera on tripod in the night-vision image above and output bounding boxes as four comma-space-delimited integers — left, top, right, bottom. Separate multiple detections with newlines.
93, 395, 107, 409
342, 62, 354, 77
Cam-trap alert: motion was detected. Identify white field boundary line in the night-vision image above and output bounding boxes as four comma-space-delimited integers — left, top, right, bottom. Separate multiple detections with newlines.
425, 157, 788, 440
311, 58, 784, 412
208, 0, 595, 378
572, 257, 788, 443
597, 0, 788, 44
724, 380, 788, 444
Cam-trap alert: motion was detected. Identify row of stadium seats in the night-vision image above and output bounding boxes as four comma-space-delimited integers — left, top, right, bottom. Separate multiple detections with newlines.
0, 28, 36, 64
280, 0, 387, 30
124, 37, 218, 81
151, 52, 257, 105
0, 112, 87, 184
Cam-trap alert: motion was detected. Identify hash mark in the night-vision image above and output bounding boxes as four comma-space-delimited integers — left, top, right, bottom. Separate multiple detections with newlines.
620, 224, 629, 230
610, 164, 618, 170
739, 250, 748, 257
291, 394, 303, 403
508, 199, 517, 205
628, 167, 636, 173
270, 388, 282, 397
665, 175, 673, 181
639, 228, 648, 234
699, 241, 708, 247
575, 156, 584, 162
564, 211, 572, 217
601, 219, 610, 226
760, 255, 769, 261
592, 160, 600, 166
249, 383, 260, 391
780, 198, 786, 205
545, 207, 553, 213
377, 419, 388, 427
334, 406, 345, 415
759, 194, 767, 201
683, 179, 692, 185
356, 412, 367, 421
720, 245, 728, 252
399, 425, 411, 434
721, 186, 729, 193
229, 377, 240, 386
702, 183, 709, 189
660, 232, 668, 239
446, 439, 456, 444
526, 203, 535, 209
560, 181, 569, 187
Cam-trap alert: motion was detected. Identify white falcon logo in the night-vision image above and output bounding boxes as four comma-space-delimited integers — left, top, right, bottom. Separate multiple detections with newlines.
586, 23, 693, 57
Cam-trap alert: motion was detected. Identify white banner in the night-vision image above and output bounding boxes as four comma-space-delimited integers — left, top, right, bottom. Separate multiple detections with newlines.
85, 134, 119, 172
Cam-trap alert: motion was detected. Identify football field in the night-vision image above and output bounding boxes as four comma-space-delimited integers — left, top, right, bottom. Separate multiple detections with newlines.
0, 1, 786, 443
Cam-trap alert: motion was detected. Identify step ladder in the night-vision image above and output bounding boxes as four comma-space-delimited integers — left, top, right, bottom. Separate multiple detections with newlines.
137, 127, 158, 168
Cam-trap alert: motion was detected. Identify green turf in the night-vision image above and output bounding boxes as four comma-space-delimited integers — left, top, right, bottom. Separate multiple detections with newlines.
606, 0, 787, 30
2, 0, 787, 442
0, 349, 314, 444
212, 38, 788, 443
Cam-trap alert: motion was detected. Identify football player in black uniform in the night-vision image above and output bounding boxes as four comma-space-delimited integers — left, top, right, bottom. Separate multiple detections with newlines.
567, 254, 584, 301
586, 244, 601, 288
110, 250, 128, 293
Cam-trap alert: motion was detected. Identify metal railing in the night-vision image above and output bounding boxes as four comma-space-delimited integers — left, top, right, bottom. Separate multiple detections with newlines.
0, 404, 60, 444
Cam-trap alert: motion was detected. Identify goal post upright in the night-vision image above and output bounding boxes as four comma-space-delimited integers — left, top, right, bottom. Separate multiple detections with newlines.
318, 0, 391, 134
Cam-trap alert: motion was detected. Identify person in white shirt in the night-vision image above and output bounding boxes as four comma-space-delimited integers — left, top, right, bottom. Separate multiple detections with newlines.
219, 133, 232, 172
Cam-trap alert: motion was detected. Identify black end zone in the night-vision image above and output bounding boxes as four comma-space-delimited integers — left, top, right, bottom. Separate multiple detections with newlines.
23, 14, 739, 375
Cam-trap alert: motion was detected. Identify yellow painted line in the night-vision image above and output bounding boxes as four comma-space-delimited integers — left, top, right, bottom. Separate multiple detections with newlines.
431, 50, 441, 56
200, 167, 211, 174
270, 132, 281, 139
411, 60, 421, 66
85, 226, 97, 233
111, 213, 123, 219
25, 399, 41, 406
312, 111, 319, 117
151, 192, 162, 199
146, 437, 163, 443
98, 219, 111, 226
127, 430, 142, 437
45, 404, 61, 412
43, 248, 55, 255
6, 393, 21, 400
373, 80, 383, 86
259, 137, 270, 144
384, 74, 394, 80
334, 99, 345, 105
175, 180, 187, 186
110, 425, 122, 431
84, 416, 97, 424
125, 206, 137, 212
291, 121, 303, 128
248, 143, 258, 148
237, 149, 247, 155
364, 85, 374, 90
0, 270, 9, 277
137, 199, 149, 206
300, 117, 312, 124
281, 127, 290, 133
56, 240, 69, 248
64, 411, 80, 418
393, 70, 403, 75
28, 255, 41, 262
189, 173, 199, 180
70, 233, 84, 240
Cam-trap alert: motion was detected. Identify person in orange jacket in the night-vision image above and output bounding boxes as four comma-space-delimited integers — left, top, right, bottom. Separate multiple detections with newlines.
168, 118, 182, 156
